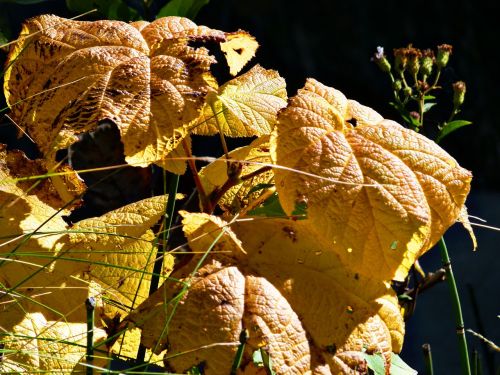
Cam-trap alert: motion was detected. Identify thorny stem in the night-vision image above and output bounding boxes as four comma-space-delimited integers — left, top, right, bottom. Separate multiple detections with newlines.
422, 343, 434, 375
438, 237, 471, 375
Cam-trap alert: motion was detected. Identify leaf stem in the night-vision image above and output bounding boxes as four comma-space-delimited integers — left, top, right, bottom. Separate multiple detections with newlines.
438, 237, 471, 375
422, 343, 434, 375
182, 138, 209, 211
85, 297, 96, 375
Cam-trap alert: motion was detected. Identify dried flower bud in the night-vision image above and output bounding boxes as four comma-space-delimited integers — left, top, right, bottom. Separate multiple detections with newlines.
416, 80, 430, 92
392, 79, 402, 92
437, 44, 453, 68
407, 47, 422, 76
393, 48, 408, 73
410, 111, 420, 121
452, 81, 466, 107
371, 46, 392, 73
420, 49, 435, 78
403, 86, 412, 97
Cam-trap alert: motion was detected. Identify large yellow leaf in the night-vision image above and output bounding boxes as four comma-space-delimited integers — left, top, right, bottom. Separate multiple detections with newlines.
0, 312, 107, 374
1, 156, 175, 370
271, 79, 472, 281
192, 65, 287, 137
199, 136, 274, 213
3, 15, 234, 170
127, 213, 404, 374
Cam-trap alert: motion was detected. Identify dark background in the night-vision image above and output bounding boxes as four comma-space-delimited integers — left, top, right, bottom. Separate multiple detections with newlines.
1, 0, 499, 373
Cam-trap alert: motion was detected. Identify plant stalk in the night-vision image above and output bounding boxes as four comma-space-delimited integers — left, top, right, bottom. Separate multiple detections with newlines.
85, 297, 96, 375
137, 172, 180, 366
422, 343, 434, 375
438, 237, 471, 375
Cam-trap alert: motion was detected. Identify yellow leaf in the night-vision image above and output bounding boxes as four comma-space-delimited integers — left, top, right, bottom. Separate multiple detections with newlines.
192, 65, 287, 137
127, 213, 404, 374
0, 312, 108, 374
1, 145, 86, 210
271, 79, 472, 281
4, 15, 226, 169
199, 136, 274, 213
220, 31, 259, 76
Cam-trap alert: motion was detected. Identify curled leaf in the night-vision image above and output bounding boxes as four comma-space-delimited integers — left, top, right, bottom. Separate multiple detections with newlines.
271, 79, 472, 281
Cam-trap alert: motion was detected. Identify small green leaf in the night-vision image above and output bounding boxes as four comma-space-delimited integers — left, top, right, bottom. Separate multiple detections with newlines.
156, 0, 210, 19
246, 183, 275, 196
362, 352, 385, 374
397, 294, 413, 301
252, 348, 263, 366
423, 102, 437, 113
187, 363, 204, 374
390, 353, 418, 374
0, 0, 50, 4
247, 192, 307, 219
423, 95, 436, 100
436, 119, 472, 143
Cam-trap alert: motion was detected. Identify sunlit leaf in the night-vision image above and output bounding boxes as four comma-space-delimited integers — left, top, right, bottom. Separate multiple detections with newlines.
271, 79, 472, 281
220, 31, 259, 76
4, 15, 233, 170
127, 213, 404, 374
192, 65, 287, 137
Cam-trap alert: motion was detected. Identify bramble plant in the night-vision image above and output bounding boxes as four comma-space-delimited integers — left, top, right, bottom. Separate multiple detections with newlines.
0, 5, 483, 375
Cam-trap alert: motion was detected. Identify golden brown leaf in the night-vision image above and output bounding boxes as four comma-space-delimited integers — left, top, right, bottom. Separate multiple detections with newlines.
127, 213, 404, 374
271, 79, 472, 281
4, 15, 227, 169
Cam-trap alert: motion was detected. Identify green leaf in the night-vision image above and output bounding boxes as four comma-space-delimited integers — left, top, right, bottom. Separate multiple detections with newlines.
247, 192, 307, 219
390, 353, 418, 375
247, 192, 287, 218
156, 0, 209, 19
252, 349, 263, 366
362, 353, 417, 375
362, 352, 385, 374
94, 0, 141, 21
423, 95, 436, 100
436, 119, 472, 143
0, 0, 50, 4
65, 0, 94, 14
423, 102, 437, 113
